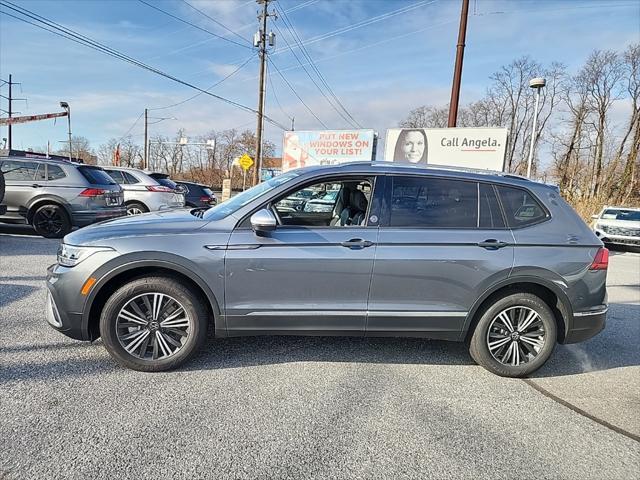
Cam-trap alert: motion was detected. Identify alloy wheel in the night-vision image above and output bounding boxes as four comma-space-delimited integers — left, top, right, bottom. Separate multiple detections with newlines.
486, 306, 546, 367
127, 207, 143, 216
34, 207, 64, 236
116, 293, 192, 360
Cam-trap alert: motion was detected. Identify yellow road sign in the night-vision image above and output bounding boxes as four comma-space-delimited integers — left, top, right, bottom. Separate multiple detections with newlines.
239, 154, 254, 171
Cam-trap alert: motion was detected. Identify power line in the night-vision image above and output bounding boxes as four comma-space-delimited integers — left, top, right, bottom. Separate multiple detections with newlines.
266, 66, 294, 126
276, 3, 362, 128
0, 1, 288, 130
179, 0, 249, 44
149, 52, 257, 111
117, 112, 145, 143
268, 57, 328, 129
137, 0, 251, 49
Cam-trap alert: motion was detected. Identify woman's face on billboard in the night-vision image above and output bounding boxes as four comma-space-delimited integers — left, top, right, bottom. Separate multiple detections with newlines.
402, 131, 425, 162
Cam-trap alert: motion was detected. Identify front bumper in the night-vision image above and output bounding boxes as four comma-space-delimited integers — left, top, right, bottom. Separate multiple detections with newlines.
562, 306, 607, 344
72, 207, 127, 227
45, 272, 87, 340
594, 229, 640, 246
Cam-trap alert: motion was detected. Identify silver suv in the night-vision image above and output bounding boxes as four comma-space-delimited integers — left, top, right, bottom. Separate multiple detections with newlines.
592, 206, 640, 250
46, 162, 608, 377
102, 166, 185, 215
0, 156, 124, 238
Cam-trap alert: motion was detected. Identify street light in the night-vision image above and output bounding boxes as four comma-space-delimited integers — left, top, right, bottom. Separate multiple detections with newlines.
60, 101, 72, 161
526, 77, 546, 178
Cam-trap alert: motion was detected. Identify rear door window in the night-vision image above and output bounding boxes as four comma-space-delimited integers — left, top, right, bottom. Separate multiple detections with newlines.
47, 164, 67, 181
103, 169, 125, 184
79, 166, 117, 185
389, 176, 478, 228
35, 163, 46, 181
1, 160, 38, 181
122, 171, 140, 184
496, 185, 547, 228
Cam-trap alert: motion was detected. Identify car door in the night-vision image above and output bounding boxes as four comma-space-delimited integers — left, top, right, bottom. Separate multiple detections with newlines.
367, 175, 515, 339
223, 175, 383, 335
0, 159, 46, 219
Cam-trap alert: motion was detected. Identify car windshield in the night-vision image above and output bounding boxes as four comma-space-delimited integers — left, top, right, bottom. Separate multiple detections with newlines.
602, 209, 640, 221
203, 172, 299, 221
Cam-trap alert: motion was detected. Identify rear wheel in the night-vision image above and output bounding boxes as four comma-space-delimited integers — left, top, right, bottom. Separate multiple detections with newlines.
99, 276, 208, 371
126, 201, 148, 216
469, 292, 557, 377
31, 204, 71, 238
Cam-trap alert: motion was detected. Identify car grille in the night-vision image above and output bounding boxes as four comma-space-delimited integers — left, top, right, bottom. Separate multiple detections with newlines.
602, 225, 640, 237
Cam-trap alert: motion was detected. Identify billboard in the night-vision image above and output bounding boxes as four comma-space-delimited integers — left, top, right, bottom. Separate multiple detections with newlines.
384, 127, 508, 171
282, 129, 375, 172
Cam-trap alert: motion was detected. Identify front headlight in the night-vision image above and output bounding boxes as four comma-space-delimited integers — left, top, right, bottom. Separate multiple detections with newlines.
57, 244, 115, 267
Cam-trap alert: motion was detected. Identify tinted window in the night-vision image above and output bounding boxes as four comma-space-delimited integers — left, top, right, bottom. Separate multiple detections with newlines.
79, 166, 116, 185
103, 169, 125, 184
479, 183, 505, 229
35, 163, 46, 181
156, 177, 177, 189
1, 160, 38, 181
47, 164, 67, 181
202, 187, 214, 196
390, 176, 478, 228
122, 171, 140, 184
496, 185, 547, 227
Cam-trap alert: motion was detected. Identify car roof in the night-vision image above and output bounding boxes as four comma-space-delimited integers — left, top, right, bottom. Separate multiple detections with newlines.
294, 161, 555, 190
0, 155, 93, 167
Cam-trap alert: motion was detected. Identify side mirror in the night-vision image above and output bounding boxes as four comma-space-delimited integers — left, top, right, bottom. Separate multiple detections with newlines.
250, 208, 277, 235
591, 214, 599, 220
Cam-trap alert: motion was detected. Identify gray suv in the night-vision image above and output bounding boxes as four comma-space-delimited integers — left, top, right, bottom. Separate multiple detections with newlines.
0, 156, 125, 238
45, 163, 608, 377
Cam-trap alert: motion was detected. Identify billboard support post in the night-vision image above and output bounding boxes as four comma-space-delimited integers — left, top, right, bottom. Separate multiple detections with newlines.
447, 0, 470, 128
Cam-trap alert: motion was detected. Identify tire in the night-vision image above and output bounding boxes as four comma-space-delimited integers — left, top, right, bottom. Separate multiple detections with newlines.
31, 203, 72, 238
99, 276, 208, 372
469, 292, 557, 378
126, 201, 148, 216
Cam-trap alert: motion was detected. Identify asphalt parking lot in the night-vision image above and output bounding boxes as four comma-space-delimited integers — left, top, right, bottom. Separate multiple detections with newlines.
1, 225, 639, 479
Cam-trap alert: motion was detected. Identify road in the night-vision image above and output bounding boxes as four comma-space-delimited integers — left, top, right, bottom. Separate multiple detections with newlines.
1, 227, 639, 479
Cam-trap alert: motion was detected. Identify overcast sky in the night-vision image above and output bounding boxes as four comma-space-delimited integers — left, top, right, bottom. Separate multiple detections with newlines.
1, 0, 639, 156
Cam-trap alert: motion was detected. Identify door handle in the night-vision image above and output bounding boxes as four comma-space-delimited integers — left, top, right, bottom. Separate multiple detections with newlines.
478, 239, 509, 250
341, 238, 374, 249
32, 184, 42, 188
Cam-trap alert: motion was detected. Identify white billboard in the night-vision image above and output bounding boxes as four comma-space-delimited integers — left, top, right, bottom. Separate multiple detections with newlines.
384, 127, 508, 171
282, 129, 375, 172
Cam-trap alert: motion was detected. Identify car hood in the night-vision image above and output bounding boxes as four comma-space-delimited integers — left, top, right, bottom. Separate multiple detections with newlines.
596, 219, 640, 228
64, 209, 210, 246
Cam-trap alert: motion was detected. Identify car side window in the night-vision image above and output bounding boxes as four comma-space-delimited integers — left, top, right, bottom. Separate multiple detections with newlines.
123, 172, 140, 184
0, 160, 39, 181
479, 183, 506, 229
104, 170, 125, 184
389, 176, 478, 228
272, 178, 373, 228
47, 164, 67, 181
496, 185, 547, 228
35, 163, 46, 181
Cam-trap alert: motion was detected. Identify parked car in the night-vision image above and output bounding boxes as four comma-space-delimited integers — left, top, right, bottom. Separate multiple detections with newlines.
0, 156, 124, 238
0, 168, 6, 215
592, 206, 640, 250
174, 180, 218, 208
276, 187, 317, 212
46, 162, 608, 377
101, 167, 185, 215
302, 188, 341, 212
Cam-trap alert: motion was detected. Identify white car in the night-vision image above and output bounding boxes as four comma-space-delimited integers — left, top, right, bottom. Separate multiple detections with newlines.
102, 167, 185, 215
592, 206, 640, 249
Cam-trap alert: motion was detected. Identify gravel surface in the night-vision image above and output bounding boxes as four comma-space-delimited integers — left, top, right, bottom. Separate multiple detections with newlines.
1, 227, 639, 479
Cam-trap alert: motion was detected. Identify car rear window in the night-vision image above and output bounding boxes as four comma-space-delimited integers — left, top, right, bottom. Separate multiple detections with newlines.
390, 176, 478, 228
496, 185, 547, 228
202, 187, 214, 196
156, 177, 177, 189
78, 166, 116, 185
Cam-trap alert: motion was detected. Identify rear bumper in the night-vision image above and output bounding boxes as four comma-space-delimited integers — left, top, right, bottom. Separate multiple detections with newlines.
562, 306, 607, 344
72, 207, 126, 227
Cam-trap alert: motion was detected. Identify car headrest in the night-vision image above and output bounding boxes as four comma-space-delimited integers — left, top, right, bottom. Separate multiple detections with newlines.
350, 189, 368, 212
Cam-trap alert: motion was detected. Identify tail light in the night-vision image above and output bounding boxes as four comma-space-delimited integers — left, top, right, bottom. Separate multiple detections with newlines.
146, 185, 174, 193
199, 195, 212, 202
79, 188, 106, 197
589, 247, 609, 270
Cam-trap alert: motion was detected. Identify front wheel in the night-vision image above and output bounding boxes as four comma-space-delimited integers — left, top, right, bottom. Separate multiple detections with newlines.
469, 293, 557, 377
99, 277, 208, 371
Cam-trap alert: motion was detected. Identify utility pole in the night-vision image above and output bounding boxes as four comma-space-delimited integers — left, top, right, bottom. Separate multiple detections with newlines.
144, 108, 148, 170
447, 0, 470, 127
253, 0, 276, 186
2, 75, 26, 150
8, 74, 12, 150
